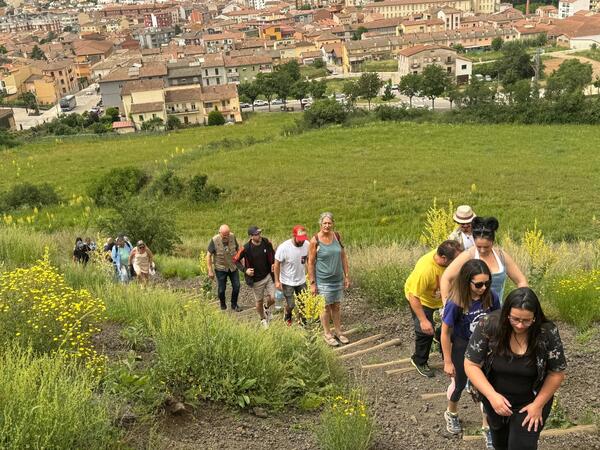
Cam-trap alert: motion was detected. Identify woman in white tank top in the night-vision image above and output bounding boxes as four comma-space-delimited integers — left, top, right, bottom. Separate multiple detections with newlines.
440, 217, 527, 304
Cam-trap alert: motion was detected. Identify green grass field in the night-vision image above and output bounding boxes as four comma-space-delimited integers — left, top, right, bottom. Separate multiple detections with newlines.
2, 113, 600, 246
361, 59, 398, 72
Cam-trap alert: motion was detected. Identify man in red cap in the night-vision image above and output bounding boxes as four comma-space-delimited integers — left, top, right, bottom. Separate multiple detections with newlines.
274, 225, 310, 325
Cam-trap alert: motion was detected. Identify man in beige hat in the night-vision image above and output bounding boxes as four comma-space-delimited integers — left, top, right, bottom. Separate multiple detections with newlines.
449, 205, 476, 250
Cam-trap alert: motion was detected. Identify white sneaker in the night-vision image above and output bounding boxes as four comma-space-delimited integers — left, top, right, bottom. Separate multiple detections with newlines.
444, 410, 461, 435
261, 319, 269, 329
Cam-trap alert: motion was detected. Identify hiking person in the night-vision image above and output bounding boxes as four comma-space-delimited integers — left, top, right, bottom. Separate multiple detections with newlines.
441, 216, 527, 304
274, 225, 310, 325
307, 212, 350, 347
111, 235, 133, 282
84, 236, 97, 252
206, 224, 241, 311
441, 259, 500, 446
448, 205, 476, 250
73, 237, 90, 264
464, 287, 566, 450
405, 240, 462, 377
233, 226, 276, 329
128, 240, 154, 286
103, 237, 115, 263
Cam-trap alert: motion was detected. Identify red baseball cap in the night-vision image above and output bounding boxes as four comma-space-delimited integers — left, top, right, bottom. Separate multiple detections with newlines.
292, 225, 308, 241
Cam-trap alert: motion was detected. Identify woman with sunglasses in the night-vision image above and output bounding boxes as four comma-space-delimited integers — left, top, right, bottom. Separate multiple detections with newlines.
441, 216, 527, 304
464, 287, 566, 450
441, 259, 500, 445
128, 240, 154, 286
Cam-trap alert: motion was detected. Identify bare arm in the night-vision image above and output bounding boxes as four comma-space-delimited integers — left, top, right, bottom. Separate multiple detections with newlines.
440, 249, 473, 304
520, 371, 565, 431
274, 259, 282, 289
464, 358, 513, 417
441, 323, 454, 377
146, 248, 154, 264
503, 251, 528, 288
307, 237, 318, 294
128, 248, 136, 266
341, 247, 350, 288
407, 293, 433, 335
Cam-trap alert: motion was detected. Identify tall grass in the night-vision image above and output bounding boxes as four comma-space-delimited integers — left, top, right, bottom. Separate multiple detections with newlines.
0, 345, 118, 449
154, 254, 201, 279
153, 301, 341, 409
0, 226, 57, 269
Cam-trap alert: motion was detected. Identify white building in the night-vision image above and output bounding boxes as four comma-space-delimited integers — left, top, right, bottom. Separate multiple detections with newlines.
558, 0, 590, 18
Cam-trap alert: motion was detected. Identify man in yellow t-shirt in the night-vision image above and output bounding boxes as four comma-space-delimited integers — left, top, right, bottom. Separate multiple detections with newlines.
405, 240, 462, 378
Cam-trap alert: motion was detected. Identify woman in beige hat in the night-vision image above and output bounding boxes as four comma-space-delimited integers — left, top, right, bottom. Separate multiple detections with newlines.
449, 205, 476, 250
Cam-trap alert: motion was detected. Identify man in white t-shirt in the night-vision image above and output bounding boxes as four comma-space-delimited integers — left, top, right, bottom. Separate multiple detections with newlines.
274, 225, 310, 325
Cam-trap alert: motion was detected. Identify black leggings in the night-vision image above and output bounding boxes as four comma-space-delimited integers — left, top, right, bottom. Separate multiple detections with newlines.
448, 337, 468, 403
481, 396, 552, 450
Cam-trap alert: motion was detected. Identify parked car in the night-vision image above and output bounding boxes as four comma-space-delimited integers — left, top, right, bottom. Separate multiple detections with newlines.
271, 99, 284, 105
391, 84, 400, 90
240, 102, 252, 108
301, 97, 313, 105
485, 75, 492, 82
253, 99, 268, 107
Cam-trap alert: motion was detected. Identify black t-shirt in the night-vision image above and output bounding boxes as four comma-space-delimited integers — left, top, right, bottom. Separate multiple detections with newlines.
490, 352, 537, 408
248, 240, 270, 281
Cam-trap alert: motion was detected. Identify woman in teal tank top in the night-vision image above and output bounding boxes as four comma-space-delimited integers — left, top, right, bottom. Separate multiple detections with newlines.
308, 212, 350, 347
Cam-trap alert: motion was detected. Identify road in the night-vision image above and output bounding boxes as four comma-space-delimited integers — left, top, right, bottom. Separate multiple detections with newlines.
12, 85, 101, 130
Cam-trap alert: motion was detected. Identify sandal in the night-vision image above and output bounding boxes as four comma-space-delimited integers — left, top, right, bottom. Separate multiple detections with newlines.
335, 334, 349, 345
324, 333, 339, 347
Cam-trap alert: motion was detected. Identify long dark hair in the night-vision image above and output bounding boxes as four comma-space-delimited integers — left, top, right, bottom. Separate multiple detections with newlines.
495, 287, 547, 358
454, 259, 493, 311
472, 216, 499, 243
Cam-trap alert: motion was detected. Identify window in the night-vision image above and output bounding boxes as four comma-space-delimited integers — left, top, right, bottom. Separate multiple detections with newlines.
59, 71, 63, 76
205, 69, 209, 76
152, 113, 156, 118
215, 68, 219, 75
447, 67, 452, 73
216, 78, 220, 85
221, 100, 226, 107
139, 115, 144, 121
461, 64, 467, 70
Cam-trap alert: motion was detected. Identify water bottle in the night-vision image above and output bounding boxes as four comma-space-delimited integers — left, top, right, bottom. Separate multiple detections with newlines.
274, 289, 284, 311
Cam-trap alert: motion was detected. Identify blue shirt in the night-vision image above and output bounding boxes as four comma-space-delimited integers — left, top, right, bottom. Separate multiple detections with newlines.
442, 292, 500, 341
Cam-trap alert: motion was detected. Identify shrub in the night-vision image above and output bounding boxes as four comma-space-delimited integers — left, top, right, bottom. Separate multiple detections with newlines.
96, 196, 181, 253
547, 270, 600, 329
0, 182, 59, 211
0, 346, 118, 449
153, 301, 340, 409
419, 198, 455, 249
303, 99, 347, 128
0, 250, 107, 372
188, 174, 224, 202
354, 264, 411, 308
149, 169, 185, 198
316, 390, 374, 450
167, 115, 181, 130
88, 166, 149, 207
207, 110, 226, 126
140, 117, 164, 131
0, 130, 19, 149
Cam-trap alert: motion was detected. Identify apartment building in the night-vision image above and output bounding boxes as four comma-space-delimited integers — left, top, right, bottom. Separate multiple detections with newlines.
558, 0, 591, 18
398, 44, 472, 82
364, 0, 498, 18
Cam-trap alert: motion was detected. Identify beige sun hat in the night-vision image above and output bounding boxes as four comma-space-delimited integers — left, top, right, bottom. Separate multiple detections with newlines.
453, 205, 476, 224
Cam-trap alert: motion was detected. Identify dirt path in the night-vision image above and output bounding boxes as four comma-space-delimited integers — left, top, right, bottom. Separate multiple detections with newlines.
117, 280, 599, 449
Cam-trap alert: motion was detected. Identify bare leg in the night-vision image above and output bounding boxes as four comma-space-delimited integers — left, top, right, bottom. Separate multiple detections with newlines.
448, 400, 458, 414
331, 302, 342, 335
481, 403, 489, 428
321, 305, 332, 335
256, 300, 265, 320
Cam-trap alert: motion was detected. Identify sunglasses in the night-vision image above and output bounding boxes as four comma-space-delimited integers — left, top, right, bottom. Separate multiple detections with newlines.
508, 316, 535, 326
471, 280, 491, 289
138, 245, 145, 249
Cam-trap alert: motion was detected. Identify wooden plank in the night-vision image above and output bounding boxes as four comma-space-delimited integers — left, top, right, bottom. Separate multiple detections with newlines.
463, 424, 597, 441
386, 363, 442, 375
339, 338, 401, 361
334, 334, 384, 353
361, 357, 411, 370
343, 328, 360, 336
420, 392, 447, 400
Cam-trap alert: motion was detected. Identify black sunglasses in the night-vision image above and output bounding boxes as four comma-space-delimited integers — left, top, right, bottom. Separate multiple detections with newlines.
471, 280, 492, 289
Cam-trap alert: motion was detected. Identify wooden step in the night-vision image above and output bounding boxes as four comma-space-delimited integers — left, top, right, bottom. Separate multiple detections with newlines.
361, 357, 411, 370
334, 334, 384, 353
339, 338, 401, 361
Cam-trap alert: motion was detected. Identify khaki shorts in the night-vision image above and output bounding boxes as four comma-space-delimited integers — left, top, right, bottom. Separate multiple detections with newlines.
252, 275, 275, 302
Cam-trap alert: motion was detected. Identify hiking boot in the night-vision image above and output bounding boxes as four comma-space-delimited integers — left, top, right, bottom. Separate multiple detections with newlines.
482, 427, 494, 449
232, 305, 242, 312
263, 305, 272, 323
220, 303, 227, 311
411, 358, 435, 378
444, 410, 461, 435
261, 319, 269, 329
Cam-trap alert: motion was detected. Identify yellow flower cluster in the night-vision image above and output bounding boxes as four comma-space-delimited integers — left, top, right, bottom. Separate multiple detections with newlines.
420, 198, 455, 249
0, 249, 107, 375
523, 220, 554, 272
555, 269, 600, 295
294, 289, 325, 322
331, 395, 368, 418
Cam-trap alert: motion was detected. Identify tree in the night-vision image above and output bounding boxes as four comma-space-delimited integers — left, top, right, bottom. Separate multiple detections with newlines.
352, 26, 368, 41
399, 73, 422, 107
0, 45, 7, 54
166, 115, 181, 130
29, 45, 46, 60
545, 59, 593, 100
496, 42, 534, 87
462, 77, 495, 107
419, 65, 450, 110
593, 75, 600, 97
276, 60, 301, 83
291, 80, 309, 109
312, 58, 325, 69
309, 79, 327, 99
207, 109, 225, 126
491, 37, 503, 52
342, 80, 360, 107
140, 117, 164, 131
20, 91, 39, 114
273, 70, 294, 107
104, 107, 120, 122
303, 99, 347, 128
357, 72, 383, 110
452, 43, 466, 54
63, 25, 73, 33
381, 80, 395, 101
445, 81, 461, 109
255, 72, 276, 111
238, 81, 260, 111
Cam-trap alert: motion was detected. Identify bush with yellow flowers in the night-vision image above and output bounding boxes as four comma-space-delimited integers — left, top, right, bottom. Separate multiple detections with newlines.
294, 288, 325, 325
316, 390, 374, 450
0, 249, 107, 374
420, 198, 455, 249
548, 269, 600, 330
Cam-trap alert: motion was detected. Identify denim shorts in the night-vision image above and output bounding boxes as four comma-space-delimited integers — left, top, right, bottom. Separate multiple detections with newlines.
317, 283, 343, 305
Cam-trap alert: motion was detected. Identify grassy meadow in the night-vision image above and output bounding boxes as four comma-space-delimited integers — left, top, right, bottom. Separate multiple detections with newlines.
2, 113, 600, 246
